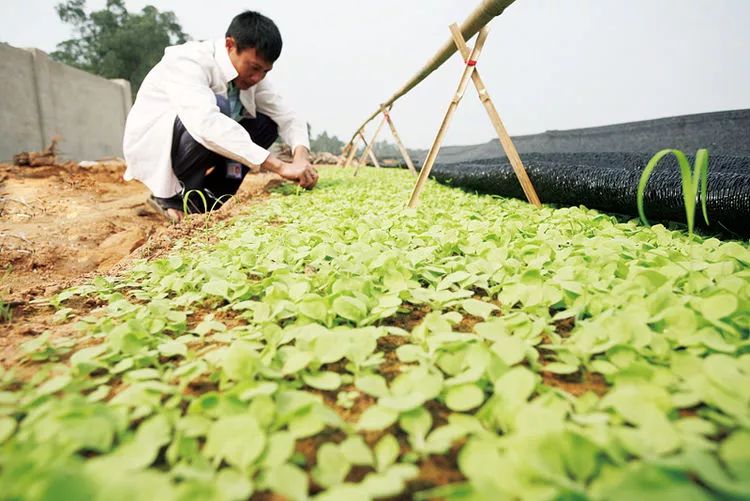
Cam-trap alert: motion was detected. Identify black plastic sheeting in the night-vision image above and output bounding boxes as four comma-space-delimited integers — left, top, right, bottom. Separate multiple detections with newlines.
430, 153, 750, 238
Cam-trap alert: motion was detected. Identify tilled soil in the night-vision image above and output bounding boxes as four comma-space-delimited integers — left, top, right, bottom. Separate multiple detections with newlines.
0, 160, 282, 365
0, 161, 160, 302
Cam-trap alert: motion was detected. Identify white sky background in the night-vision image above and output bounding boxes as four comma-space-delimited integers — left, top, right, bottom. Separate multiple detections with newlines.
2, 0, 749, 149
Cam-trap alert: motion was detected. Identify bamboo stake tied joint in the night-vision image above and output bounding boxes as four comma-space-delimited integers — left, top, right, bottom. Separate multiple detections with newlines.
407, 23, 541, 209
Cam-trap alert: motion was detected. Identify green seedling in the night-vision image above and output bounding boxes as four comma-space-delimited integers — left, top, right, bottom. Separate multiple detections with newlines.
0, 299, 11, 323
637, 148, 709, 236
0, 168, 747, 501
181, 189, 235, 233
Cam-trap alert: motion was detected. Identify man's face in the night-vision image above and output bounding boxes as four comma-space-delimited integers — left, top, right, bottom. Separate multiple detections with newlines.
226, 37, 273, 90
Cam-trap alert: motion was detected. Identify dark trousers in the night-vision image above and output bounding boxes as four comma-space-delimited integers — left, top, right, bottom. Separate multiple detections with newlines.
167, 94, 278, 212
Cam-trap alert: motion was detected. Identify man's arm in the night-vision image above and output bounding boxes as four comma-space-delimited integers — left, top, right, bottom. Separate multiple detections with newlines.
294, 145, 310, 163
254, 79, 318, 188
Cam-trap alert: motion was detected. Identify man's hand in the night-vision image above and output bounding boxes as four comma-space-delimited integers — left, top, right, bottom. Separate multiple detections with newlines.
260, 146, 319, 189
279, 160, 318, 189
292, 146, 318, 189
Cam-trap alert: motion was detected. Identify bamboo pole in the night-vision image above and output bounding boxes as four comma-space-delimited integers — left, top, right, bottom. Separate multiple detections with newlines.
356, 131, 381, 172
356, 113, 388, 173
448, 24, 541, 207
356, 132, 368, 167
343, 135, 360, 168
349, 0, 517, 142
336, 143, 348, 167
383, 108, 418, 176
367, 148, 381, 170
336, 141, 352, 167
407, 27, 490, 208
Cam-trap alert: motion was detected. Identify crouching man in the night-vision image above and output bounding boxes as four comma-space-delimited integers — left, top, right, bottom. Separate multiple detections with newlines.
123, 10, 318, 221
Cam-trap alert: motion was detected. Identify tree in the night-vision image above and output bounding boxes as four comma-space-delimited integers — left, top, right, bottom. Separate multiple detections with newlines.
372, 139, 400, 159
310, 130, 346, 154
51, 0, 188, 97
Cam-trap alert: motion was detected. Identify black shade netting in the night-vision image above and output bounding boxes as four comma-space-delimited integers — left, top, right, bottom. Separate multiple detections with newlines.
429, 152, 750, 237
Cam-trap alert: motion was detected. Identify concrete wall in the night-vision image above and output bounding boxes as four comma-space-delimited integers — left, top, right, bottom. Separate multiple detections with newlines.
0, 43, 132, 162
414, 109, 750, 165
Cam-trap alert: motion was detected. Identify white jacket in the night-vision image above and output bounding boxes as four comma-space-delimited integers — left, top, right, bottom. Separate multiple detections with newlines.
123, 39, 310, 198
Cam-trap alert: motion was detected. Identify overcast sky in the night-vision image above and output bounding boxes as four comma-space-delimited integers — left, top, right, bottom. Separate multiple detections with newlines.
2, 0, 749, 149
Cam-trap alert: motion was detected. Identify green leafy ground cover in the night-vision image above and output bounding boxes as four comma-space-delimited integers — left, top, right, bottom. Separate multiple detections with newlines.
2, 167, 750, 500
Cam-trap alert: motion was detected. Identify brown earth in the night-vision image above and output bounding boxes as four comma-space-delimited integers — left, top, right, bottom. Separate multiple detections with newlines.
0, 160, 283, 366
0, 160, 162, 303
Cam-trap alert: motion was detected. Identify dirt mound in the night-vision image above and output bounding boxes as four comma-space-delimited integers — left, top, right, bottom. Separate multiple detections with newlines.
0, 160, 161, 302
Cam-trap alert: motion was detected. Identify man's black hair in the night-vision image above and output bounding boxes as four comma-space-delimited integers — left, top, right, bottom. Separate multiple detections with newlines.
226, 11, 282, 62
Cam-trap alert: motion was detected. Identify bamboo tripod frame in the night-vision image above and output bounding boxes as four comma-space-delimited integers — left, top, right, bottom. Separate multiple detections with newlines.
357, 131, 381, 170
341, 138, 359, 168
407, 24, 541, 208
340, 107, 419, 176
339, 132, 379, 170
336, 143, 351, 167
384, 108, 418, 176
354, 114, 387, 176
351, 0, 517, 134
